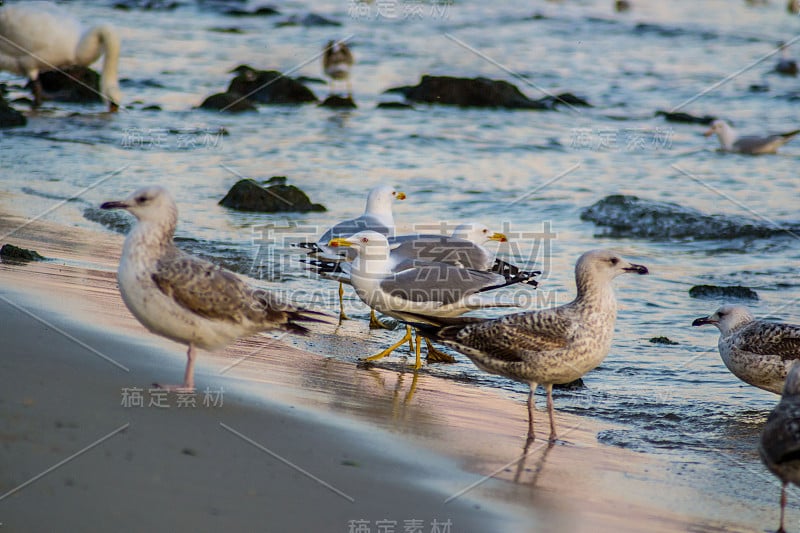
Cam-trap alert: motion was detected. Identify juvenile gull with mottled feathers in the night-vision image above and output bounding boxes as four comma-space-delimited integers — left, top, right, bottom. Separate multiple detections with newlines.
692, 305, 800, 394
415, 249, 648, 442
101, 186, 329, 390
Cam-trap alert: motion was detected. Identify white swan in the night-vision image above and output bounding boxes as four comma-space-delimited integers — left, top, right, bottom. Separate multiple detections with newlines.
0, 1, 121, 111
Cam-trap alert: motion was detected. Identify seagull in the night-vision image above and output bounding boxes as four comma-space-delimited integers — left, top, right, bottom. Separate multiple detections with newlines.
760, 361, 800, 533
328, 231, 532, 368
322, 40, 354, 98
692, 305, 800, 394
414, 250, 648, 442
775, 41, 799, 76
704, 119, 800, 154
0, 1, 121, 111
101, 186, 329, 390
296, 184, 405, 322
303, 223, 539, 362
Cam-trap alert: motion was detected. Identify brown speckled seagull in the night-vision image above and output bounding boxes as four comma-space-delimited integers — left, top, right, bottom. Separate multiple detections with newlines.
417, 249, 648, 442
693, 305, 800, 394
760, 361, 800, 533
101, 186, 330, 390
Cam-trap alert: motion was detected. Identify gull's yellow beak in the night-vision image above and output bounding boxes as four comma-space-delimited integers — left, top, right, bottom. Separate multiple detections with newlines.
489, 232, 508, 243
703, 128, 714, 137
329, 237, 352, 248
395, 191, 406, 200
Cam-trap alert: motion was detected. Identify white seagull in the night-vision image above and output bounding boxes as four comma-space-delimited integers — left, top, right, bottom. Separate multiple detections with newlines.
0, 1, 122, 111
760, 361, 800, 533
101, 186, 329, 390
415, 250, 648, 442
704, 119, 800, 154
298, 184, 405, 322
329, 230, 529, 368
692, 305, 800, 394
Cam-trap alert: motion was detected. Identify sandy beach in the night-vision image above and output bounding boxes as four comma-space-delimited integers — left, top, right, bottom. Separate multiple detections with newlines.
0, 200, 768, 532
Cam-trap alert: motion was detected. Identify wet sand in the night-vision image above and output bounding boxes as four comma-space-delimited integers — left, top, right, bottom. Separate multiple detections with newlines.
0, 201, 765, 532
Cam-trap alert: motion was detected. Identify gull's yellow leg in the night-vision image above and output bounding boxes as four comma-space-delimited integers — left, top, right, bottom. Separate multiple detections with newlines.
413, 330, 422, 370
364, 325, 412, 362
423, 337, 456, 363
369, 309, 392, 329
338, 283, 349, 321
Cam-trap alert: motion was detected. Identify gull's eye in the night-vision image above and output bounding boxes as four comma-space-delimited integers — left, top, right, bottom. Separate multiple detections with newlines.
361, 237, 369, 243
482, 229, 488, 234
135, 195, 148, 204
609, 257, 619, 265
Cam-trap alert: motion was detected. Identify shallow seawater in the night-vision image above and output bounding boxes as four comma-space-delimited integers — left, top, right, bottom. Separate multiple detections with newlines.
2, 0, 800, 523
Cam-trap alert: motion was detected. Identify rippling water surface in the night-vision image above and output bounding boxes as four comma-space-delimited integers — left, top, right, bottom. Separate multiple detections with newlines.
3, 0, 800, 524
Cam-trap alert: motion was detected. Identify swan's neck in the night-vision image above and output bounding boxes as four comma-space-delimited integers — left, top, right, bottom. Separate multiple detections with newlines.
76, 25, 121, 106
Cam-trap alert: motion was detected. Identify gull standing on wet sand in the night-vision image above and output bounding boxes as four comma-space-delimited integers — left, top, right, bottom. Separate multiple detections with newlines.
322, 40, 354, 98
101, 186, 329, 390
692, 305, 800, 394
704, 119, 800, 154
416, 249, 648, 442
760, 361, 800, 533
297, 184, 405, 322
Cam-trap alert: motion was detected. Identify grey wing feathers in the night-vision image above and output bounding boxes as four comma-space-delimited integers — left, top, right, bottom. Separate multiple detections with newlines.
739, 322, 800, 360
379, 264, 505, 305
389, 236, 493, 270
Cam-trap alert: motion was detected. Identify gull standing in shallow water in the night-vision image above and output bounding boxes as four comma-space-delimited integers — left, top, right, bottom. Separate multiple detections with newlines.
692, 305, 800, 394
329, 231, 531, 369
297, 184, 405, 322
760, 361, 800, 533
415, 249, 648, 442
322, 40, 354, 98
101, 186, 330, 390
704, 119, 800, 154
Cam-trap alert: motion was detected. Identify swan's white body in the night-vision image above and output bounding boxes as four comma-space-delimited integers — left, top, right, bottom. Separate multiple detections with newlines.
0, 1, 121, 110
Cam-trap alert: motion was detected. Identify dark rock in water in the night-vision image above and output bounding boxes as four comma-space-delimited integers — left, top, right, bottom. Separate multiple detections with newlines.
377, 101, 415, 109
219, 179, 326, 213
320, 95, 356, 108
227, 67, 317, 104
199, 92, 257, 112
689, 285, 759, 300
655, 110, 716, 125
384, 75, 588, 110
83, 207, 133, 234
649, 336, 679, 345
386, 75, 545, 109
0, 94, 26, 128
615, 0, 632, 12
36, 66, 102, 103
295, 76, 327, 85
113, 0, 182, 10
0, 244, 44, 262
225, 5, 280, 16
209, 27, 245, 34
553, 378, 585, 390
749, 84, 770, 93
141, 104, 162, 111
275, 13, 341, 27
536, 92, 591, 109
580, 195, 796, 240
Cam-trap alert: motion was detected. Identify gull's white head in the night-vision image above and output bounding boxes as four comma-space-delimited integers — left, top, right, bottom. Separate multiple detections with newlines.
329, 230, 389, 253
364, 185, 406, 216
101, 186, 177, 225
704, 119, 735, 148
451, 223, 507, 245
692, 304, 755, 335
574, 249, 649, 289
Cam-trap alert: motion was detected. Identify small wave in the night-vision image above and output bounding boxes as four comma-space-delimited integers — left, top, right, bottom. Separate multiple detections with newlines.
581, 195, 799, 240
